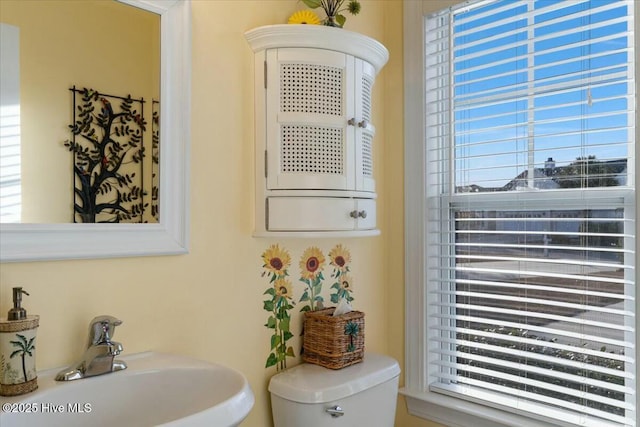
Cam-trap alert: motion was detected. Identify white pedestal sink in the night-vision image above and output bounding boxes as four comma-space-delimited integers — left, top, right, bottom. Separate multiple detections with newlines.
0, 352, 254, 427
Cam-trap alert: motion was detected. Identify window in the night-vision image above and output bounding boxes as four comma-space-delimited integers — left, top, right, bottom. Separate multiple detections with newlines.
403, 1, 636, 427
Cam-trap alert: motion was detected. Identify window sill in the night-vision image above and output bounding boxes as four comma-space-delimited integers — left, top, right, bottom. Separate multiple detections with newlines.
400, 388, 561, 427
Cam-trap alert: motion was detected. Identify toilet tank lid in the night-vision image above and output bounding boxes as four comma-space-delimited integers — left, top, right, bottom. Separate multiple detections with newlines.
268, 352, 400, 403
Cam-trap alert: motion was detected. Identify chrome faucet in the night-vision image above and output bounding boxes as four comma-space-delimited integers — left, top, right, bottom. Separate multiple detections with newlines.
55, 315, 127, 381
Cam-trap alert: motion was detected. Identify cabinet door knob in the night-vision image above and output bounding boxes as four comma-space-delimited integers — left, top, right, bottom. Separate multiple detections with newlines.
358, 210, 367, 219
358, 119, 368, 128
349, 210, 359, 218
347, 118, 356, 126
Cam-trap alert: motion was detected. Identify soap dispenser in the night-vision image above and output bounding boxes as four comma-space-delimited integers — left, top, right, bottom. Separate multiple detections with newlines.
0, 287, 39, 396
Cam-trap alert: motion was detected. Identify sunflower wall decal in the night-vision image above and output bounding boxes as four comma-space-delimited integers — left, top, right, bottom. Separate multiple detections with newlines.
329, 244, 354, 303
261, 244, 296, 371
298, 246, 326, 312
261, 243, 356, 371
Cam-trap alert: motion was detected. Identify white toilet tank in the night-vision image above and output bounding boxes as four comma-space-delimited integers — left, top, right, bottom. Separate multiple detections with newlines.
268, 352, 400, 427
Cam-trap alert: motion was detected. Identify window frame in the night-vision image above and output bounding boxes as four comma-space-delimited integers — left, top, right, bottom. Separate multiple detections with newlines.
401, 1, 639, 426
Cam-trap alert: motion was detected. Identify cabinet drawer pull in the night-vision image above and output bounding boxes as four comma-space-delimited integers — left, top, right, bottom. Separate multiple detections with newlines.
358, 119, 368, 128
347, 118, 357, 126
350, 210, 367, 219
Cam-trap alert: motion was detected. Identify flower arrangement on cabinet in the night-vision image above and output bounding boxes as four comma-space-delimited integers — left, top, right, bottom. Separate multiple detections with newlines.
296, 0, 362, 28
262, 244, 296, 371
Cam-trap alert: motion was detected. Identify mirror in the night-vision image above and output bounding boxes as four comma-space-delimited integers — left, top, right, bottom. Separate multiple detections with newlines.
1, 0, 160, 224
0, 0, 190, 261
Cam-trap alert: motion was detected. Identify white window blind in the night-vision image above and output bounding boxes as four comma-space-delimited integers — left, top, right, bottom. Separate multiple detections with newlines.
0, 24, 21, 223
425, 1, 636, 426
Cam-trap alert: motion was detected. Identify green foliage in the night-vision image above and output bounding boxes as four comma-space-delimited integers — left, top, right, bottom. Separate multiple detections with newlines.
262, 249, 296, 371
300, 0, 362, 28
265, 316, 277, 329
299, 274, 325, 312
554, 156, 624, 188
301, 0, 322, 8
329, 261, 353, 304
265, 352, 278, 368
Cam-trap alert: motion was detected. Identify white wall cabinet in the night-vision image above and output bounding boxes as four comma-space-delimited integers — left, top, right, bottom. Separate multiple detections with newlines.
245, 25, 388, 237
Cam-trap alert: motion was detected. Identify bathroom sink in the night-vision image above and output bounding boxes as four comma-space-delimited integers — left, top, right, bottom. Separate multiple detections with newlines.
0, 352, 254, 427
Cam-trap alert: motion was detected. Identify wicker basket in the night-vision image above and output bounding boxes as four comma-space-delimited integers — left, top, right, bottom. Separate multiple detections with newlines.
302, 307, 364, 369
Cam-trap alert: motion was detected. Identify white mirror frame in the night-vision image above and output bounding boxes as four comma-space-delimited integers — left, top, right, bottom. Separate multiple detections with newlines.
0, 0, 191, 262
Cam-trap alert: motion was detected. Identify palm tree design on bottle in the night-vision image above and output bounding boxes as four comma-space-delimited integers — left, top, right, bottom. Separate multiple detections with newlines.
10, 334, 35, 382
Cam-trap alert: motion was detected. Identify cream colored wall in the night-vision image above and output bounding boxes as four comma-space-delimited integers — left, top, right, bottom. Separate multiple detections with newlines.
0, 0, 159, 223
382, 1, 429, 426
0, 1, 416, 426
387, 0, 445, 425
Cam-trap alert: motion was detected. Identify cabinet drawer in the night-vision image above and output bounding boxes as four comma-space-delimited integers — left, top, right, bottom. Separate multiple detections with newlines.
267, 197, 375, 232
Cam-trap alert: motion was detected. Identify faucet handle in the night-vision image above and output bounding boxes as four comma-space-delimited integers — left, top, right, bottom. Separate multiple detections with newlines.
87, 315, 122, 347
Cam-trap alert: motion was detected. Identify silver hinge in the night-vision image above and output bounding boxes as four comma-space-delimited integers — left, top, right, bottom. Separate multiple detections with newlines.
264, 150, 268, 178
263, 60, 267, 89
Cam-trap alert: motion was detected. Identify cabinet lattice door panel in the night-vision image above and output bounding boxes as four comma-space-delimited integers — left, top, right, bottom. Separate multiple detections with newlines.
354, 59, 376, 192
266, 48, 375, 192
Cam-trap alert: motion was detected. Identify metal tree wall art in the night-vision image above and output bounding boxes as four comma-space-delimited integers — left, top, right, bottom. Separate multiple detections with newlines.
65, 87, 148, 223
151, 100, 160, 221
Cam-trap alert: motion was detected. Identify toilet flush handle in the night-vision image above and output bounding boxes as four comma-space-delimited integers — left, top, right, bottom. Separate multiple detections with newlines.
326, 405, 345, 418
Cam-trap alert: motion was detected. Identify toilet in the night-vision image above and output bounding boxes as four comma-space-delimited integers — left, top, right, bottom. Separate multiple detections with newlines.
268, 352, 400, 426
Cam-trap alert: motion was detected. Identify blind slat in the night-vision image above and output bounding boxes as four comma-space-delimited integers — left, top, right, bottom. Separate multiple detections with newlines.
433, 322, 634, 353
430, 316, 634, 362
432, 382, 629, 427
454, 253, 630, 270
433, 357, 634, 397
452, 266, 632, 285
432, 377, 632, 425
433, 336, 634, 379
454, 278, 633, 301
444, 289, 632, 316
